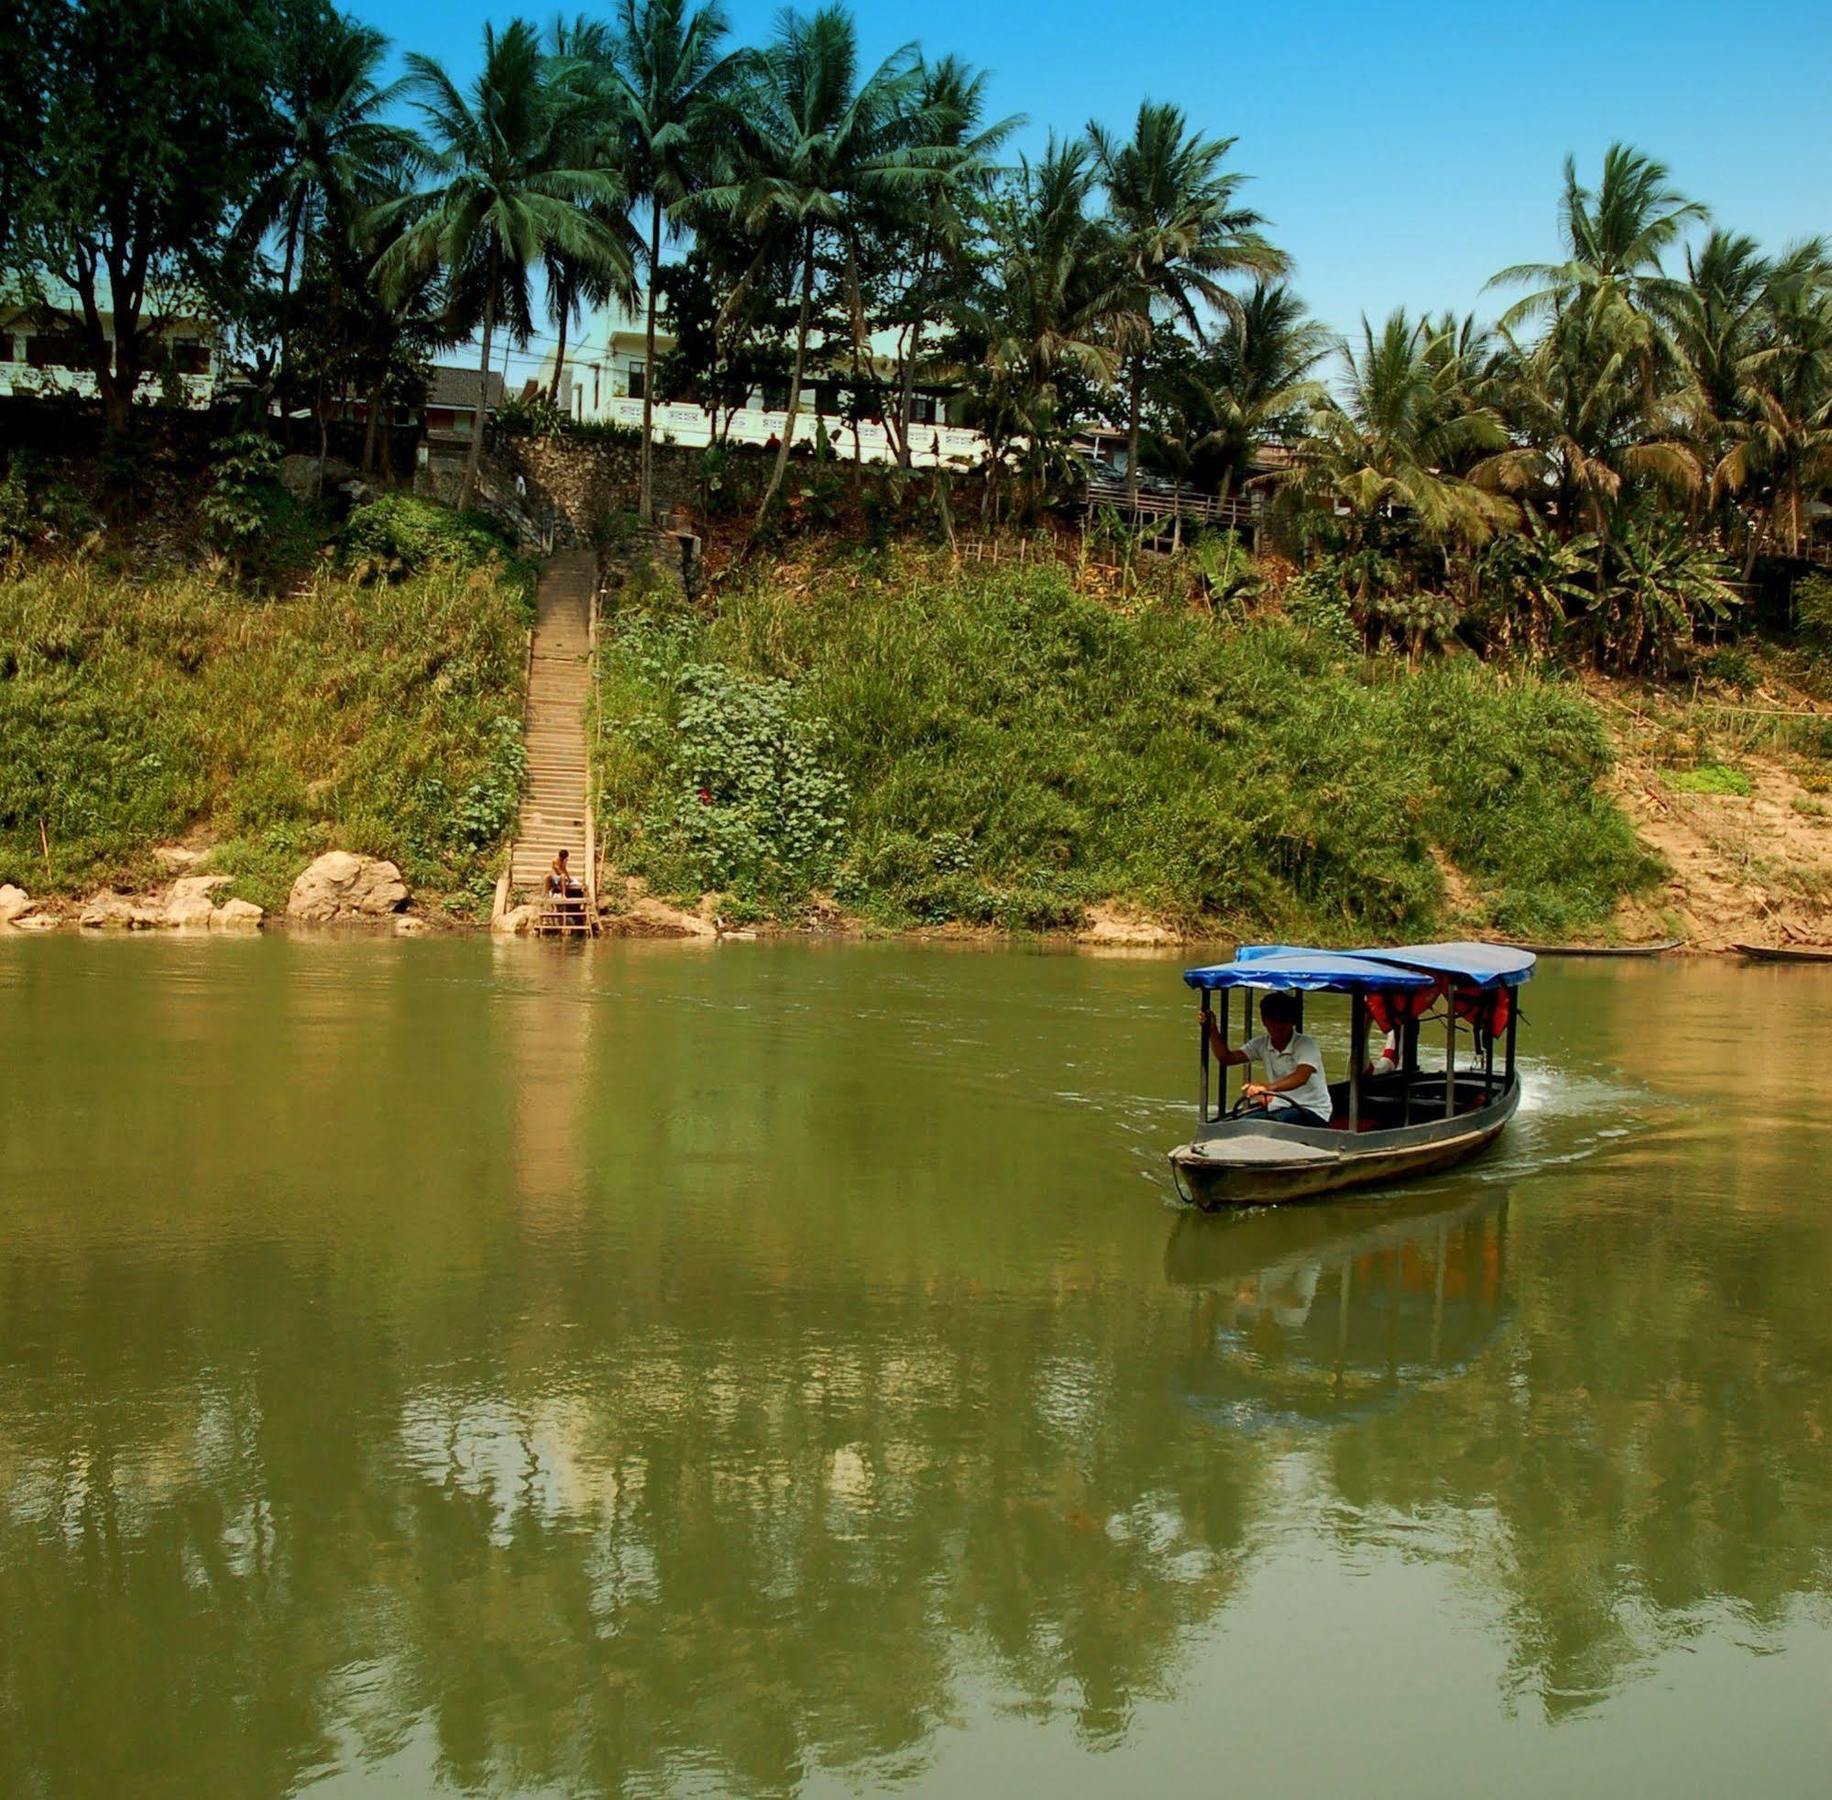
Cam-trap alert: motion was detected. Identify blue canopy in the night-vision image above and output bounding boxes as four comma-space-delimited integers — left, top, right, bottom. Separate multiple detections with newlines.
1346, 941, 1536, 989
1183, 951, 1438, 994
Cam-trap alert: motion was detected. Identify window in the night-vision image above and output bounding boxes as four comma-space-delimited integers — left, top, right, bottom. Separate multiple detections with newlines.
591, 364, 600, 410
27, 334, 82, 369
911, 394, 938, 426
626, 360, 646, 400
169, 339, 210, 377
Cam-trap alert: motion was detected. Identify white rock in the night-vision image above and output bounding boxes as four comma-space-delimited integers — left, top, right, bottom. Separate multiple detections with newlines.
211, 898, 265, 929
286, 851, 410, 921
165, 874, 230, 928
80, 891, 139, 929
10, 913, 55, 931
492, 903, 533, 935
152, 846, 203, 872
393, 915, 426, 936
0, 884, 30, 925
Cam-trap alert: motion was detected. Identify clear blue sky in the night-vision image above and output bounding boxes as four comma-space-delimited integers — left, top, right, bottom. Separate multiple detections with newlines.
357, 0, 1831, 353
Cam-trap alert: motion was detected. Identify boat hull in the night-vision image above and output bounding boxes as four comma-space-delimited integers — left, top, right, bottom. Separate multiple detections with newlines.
1732, 942, 1832, 964
1169, 1080, 1519, 1208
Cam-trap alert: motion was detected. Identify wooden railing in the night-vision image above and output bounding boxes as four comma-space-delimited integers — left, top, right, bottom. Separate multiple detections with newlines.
1080, 475, 1261, 534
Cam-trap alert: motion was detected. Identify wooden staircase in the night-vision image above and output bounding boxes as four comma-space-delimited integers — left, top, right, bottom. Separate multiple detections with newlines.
509, 548, 600, 932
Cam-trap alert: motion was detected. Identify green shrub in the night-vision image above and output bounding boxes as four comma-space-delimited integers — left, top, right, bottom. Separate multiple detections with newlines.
199, 432, 283, 559
636, 664, 848, 909
1669, 763, 1753, 796
340, 493, 515, 581
1798, 574, 1832, 656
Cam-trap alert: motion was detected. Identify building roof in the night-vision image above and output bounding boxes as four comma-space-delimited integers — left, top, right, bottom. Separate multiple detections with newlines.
427, 365, 506, 412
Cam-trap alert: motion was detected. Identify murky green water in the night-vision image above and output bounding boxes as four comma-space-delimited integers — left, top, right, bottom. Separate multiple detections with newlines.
1, 936, 1828, 1796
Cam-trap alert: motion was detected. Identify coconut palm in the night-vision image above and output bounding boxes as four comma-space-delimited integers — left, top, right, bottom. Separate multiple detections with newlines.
1167, 282, 1331, 502
541, 17, 642, 410
1491, 143, 1705, 344
1717, 252, 1832, 556
241, 4, 416, 398
691, 5, 959, 529
875, 55, 1019, 466
604, 0, 737, 514
949, 140, 1126, 511
374, 19, 637, 506
1297, 311, 1516, 574
1087, 101, 1287, 507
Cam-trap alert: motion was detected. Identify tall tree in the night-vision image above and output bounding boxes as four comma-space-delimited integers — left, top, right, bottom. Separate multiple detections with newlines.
541, 16, 641, 412
604, 0, 736, 515
375, 19, 638, 507
1087, 101, 1286, 508
1296, 311, 1516, 579
238, 2, 415, 405
692, 5, 957, 531
13, 0, 275, 438
949, 140, 1126, 517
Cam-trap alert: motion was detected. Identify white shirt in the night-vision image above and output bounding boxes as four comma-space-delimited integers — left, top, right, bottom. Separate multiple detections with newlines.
1241, 1029, 1332, 1120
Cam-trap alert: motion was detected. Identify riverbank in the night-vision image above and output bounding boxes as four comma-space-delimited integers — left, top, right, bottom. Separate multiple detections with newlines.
0, 538, 534, 921
8, 520, 1831, 949
594, 543, 1664, 944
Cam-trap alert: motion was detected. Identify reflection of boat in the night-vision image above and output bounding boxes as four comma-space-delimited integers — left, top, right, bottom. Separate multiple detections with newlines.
1499, 937, 1683, 957
1168, 943, 1533, 1208
1732, 942, 1832, 964
1167, 1188, 1513, 1429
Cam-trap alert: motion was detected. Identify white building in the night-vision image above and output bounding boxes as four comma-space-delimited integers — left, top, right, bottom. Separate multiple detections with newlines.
538, 291, 988, 469
0, 303, 216, 408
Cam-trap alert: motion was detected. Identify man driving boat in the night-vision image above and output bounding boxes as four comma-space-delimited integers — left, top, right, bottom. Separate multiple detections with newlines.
1201, 991, 1332, 1127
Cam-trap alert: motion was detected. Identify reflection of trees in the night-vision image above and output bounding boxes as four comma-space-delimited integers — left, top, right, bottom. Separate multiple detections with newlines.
5, 947, 1832, 1788
1312, 1183, 1832, 1717
0, 1226, 1262, 1797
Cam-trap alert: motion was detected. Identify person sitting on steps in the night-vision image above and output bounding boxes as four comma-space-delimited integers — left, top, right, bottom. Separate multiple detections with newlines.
545, 850, 583, 903
1200, 991, 1332, 1128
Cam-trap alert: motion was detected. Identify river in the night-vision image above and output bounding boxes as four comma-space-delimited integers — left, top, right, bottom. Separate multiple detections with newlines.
1, 936, 1827, 1796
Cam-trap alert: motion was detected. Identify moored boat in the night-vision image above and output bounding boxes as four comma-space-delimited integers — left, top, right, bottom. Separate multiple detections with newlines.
1167, 941, 1534, 1209
1732, 941, 1832, 963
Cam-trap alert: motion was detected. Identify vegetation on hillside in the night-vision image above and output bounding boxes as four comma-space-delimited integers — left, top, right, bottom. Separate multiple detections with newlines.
0, 516, 534, 909
596, 545, 1657, 937
6, 6, 1825, 678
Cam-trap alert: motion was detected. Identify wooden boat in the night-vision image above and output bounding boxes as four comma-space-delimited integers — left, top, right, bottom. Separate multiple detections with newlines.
1732, 941, 1832, 964
1168, 942, 1533, 1209
1498, 937, 1683, 958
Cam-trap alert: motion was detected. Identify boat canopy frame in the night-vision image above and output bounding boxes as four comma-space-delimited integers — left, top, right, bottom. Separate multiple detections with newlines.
1181, 942, 1535, 1135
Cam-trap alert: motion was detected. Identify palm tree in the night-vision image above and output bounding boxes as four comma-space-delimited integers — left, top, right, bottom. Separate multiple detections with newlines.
374, 19, 638, 506
242, 4, 415, 400
692, 5, 958, 530
1087, 101, 1286, 508
540, 16, 628, 411
877, 55, 1018, 467
1167, 282, 1331, 503
1717, 250, 1832, 556
1297, 311, 1516, 578
1492, 144, 1705, 334
948, 140, 1126, 515
604, 0, 737, 515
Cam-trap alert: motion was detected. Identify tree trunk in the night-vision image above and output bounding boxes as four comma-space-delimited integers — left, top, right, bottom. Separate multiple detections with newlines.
640, 202, 663, 519
547, 289, 570, 407
462, 264, 497, 511
755, 225, 816, 532
361, 376, 384, 474
275, 198, 302, 402
1125, 359, 1143, 514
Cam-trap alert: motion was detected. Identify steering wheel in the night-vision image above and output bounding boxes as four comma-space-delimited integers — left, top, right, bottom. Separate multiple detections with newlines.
1224, 1090, 1268, 1121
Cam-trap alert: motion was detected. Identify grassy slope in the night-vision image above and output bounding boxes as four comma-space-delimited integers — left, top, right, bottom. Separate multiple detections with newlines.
0, 555, 534, 912
598, 547, 1659, 939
